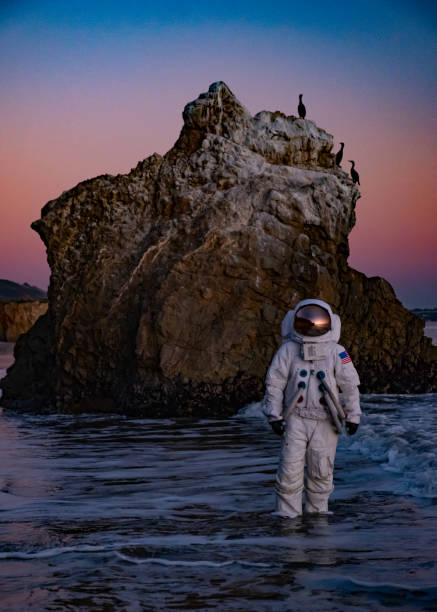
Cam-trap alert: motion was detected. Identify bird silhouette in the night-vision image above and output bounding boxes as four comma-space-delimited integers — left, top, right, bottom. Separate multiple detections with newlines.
349, 160, 360, 185
335, 142, 344, 166
298, 94, 306, 119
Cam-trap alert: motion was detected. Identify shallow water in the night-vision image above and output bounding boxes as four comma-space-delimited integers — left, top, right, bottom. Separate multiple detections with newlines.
1, 395, 437, 611
425, 321, 437, 345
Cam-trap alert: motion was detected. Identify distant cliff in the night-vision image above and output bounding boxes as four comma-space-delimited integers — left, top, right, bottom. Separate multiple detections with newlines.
0, 279, 47, 302
1, 82, 436, 414
0, 300, 48, 342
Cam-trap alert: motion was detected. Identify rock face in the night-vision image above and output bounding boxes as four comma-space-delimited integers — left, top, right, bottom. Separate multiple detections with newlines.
0, 301, 48, 342
1, 82, 436, 414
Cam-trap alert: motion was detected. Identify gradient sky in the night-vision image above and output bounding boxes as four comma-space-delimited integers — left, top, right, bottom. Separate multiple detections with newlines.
1, 0, 436, 307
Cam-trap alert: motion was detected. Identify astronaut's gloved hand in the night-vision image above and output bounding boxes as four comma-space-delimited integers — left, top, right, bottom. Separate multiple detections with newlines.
270, 420, 285, 436
346, 421, 359, 436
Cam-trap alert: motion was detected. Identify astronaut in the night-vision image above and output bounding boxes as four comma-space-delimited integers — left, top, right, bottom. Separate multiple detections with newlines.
263, 298, 361, 517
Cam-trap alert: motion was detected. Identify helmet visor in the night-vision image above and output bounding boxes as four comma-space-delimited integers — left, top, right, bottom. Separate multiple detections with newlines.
293, 304, 331, 337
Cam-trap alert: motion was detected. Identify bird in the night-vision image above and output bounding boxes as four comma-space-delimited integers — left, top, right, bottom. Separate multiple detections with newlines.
335, 142, 344, 166
298, 94, 306, 119
349, 160, 360, 185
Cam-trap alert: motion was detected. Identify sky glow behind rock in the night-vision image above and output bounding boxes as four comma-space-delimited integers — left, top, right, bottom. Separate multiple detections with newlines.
0, 0, 436, 306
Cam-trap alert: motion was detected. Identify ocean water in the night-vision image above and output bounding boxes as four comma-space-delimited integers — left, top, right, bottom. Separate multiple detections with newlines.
1, 394, 437, 611
425, 321, 437, 345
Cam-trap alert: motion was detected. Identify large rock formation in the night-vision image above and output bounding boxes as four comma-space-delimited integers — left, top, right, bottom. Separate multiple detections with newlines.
0, 300, 48, 342
1, 82, 435, 414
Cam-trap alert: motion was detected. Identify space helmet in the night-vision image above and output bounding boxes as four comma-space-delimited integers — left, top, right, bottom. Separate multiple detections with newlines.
293, 303, 331, 337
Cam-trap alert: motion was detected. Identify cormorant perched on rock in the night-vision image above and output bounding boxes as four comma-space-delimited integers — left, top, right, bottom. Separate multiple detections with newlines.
335, 142, 344, 166
349, 160, 360, 185
298, 94, 306, 119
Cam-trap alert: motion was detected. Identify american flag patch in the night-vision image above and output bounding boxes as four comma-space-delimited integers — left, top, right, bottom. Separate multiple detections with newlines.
339, 350, 352, 364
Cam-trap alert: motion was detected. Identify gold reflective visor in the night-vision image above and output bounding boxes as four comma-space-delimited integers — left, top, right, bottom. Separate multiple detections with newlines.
293, 305, 331, 337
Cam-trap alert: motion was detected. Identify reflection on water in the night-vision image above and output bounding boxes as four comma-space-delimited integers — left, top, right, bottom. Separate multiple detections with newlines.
0, 396, 437, 610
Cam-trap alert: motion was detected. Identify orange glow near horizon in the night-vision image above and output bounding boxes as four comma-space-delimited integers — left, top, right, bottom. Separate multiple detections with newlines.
1, 94, 436, 307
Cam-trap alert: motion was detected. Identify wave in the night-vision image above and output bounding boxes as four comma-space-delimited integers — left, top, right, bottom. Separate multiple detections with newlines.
0, 545, 107, 560
115, 552, 270, 567
0, 543, 270, 569
239, 394, 437, 499
344, 394, 437, 498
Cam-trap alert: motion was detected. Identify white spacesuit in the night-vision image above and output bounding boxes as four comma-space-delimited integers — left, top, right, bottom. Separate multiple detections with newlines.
263, 299, 361, 517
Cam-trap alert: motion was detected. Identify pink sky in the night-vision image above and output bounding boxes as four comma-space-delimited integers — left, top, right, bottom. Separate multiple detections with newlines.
1, 4, 436, 307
